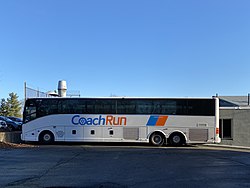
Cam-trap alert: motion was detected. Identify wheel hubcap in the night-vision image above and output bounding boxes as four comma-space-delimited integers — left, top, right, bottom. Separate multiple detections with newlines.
173, 135, 180, 143
153, 135, 162, 144
44, 134, 51, 142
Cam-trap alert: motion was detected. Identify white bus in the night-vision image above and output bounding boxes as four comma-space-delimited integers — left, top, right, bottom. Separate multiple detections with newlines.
22, 97, 221, 146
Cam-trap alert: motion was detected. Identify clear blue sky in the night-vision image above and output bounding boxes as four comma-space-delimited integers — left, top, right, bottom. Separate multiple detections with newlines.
0, 0, 249, 100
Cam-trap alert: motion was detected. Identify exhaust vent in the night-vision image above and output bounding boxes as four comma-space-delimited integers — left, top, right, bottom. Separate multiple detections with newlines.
58, 80, 67, 97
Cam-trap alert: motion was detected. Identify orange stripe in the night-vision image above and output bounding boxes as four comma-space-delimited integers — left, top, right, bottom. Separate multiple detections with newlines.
156, 116, 168, 126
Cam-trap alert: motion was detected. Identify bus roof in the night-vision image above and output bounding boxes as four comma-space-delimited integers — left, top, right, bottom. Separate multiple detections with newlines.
26, 96, 215, 100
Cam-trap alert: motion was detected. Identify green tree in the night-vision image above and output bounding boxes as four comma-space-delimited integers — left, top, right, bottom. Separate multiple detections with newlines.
0, 98, 9, 116
0, 93, 22, 117
6, 92, 22, 117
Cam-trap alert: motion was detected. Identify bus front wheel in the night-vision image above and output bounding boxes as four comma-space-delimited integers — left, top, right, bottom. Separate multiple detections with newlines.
150, 132, 165, 146
39, 131, 54, 144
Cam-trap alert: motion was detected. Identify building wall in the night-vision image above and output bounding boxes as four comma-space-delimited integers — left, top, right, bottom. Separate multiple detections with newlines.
220, 109, 250, 147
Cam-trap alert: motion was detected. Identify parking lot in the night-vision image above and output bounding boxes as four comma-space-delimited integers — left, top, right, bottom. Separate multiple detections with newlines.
1, 144, 250, 188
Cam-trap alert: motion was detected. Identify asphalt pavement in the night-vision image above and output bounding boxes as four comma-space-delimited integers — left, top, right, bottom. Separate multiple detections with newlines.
1, 144, 250, 188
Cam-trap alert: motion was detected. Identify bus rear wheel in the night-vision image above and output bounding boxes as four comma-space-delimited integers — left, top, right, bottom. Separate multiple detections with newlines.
39, 131, 54, 144
169, 132, 185, 146
150, 132, 165, 146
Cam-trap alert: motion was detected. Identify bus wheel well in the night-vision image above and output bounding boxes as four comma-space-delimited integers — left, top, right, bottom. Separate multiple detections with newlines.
168, 132, 186, 146
149, 131, 166, 146
39, 130, 55, 144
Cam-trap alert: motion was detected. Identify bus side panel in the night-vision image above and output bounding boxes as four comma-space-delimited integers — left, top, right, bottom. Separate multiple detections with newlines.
64, 126, 84, 142
147, 115, 216, 144
22, 113, 217, 144
102, 126, 123, 142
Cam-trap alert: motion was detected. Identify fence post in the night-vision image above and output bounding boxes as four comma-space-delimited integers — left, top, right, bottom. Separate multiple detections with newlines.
24, 81, 27, 101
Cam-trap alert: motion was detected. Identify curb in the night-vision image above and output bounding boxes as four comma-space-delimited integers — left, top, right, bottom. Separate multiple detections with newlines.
203, 144, 250, 151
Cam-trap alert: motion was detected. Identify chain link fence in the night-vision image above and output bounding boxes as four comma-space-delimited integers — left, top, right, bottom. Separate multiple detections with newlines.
24, 82, 80, 100
25, 86, 51, 99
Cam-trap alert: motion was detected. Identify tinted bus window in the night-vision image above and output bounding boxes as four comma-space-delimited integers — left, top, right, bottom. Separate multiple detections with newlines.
187, 99, 215, 116
86, 100, 96, 114
159, 100, 178, 115
24, 99, 37, 122
37, 99, 58, 118
59, 99, 86, 114
117, 99, 136, 114
24, 98, 215, 120
94, 99, 116, 114
136, 100, 154, 114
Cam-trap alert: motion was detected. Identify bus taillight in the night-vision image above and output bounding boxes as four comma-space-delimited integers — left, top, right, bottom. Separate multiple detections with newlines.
216, 128, 219, 135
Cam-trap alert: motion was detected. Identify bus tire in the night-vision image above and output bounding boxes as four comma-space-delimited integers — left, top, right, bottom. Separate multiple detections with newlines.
169, 132, 185, 146
150, 132, 165, 146
39, 131, 54, 144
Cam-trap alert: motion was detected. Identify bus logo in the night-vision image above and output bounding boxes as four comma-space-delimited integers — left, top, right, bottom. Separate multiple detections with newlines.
147, 115, 168, 126
72, 115, 127, 126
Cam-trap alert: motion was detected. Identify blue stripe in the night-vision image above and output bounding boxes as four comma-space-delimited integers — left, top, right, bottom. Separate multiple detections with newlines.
146, 116, 159, 126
